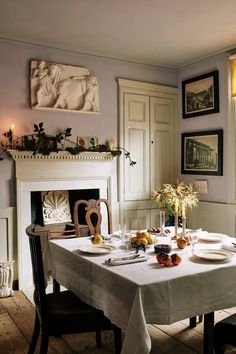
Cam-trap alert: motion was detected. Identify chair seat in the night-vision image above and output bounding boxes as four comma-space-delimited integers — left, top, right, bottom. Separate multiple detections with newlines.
46, 290, 114, 335
214, 313, 236, 349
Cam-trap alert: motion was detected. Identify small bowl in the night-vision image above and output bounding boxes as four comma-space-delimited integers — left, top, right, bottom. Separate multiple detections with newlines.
154, 244, 172, 254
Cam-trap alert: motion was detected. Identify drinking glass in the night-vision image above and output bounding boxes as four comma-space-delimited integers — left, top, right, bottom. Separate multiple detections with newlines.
122, 231, 131, 252
118, 223, 126, 240
189, 232, 199, 252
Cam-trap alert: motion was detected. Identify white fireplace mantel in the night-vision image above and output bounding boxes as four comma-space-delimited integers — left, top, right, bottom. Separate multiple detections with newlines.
8, 149, 113, 161
11, 150, 118, 290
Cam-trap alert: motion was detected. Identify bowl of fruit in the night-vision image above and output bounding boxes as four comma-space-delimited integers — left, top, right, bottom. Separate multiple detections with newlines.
130, 231, 155, 252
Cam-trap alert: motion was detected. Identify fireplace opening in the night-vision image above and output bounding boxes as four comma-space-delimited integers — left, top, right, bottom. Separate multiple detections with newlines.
31, 189, 100, 226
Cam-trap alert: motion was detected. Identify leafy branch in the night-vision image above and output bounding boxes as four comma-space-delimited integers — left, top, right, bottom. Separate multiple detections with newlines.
1, 122, 136, 166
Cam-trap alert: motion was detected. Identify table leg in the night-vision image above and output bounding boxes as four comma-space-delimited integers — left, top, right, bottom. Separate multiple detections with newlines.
203, 312, 214, 354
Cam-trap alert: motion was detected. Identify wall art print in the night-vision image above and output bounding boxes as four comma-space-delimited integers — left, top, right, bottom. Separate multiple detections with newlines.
181, 130, 223, 176
30, 60, 99, 113
182, 70, 219, 118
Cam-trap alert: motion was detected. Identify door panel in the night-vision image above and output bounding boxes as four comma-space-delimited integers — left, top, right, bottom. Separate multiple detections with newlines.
124, 93, 150, 200
150, 96, 175, 189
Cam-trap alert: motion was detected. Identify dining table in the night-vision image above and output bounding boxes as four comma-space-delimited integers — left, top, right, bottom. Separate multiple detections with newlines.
47, 230, 236, 354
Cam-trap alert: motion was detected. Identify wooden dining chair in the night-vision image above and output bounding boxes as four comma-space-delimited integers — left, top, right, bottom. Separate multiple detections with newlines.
26, 224, 122, 354
73, 198, 113, 236
213, 313, 236, 353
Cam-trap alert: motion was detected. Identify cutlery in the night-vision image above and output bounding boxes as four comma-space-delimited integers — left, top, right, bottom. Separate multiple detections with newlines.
106, 254, 140, 264
231, 242, 236, 247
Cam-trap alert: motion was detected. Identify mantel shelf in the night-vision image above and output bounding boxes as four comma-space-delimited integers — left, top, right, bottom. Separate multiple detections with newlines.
7, 150, 114, 161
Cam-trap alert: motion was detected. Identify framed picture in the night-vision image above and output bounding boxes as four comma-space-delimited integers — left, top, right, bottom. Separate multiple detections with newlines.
182, 70, 219, 118
181, 130, 223, 175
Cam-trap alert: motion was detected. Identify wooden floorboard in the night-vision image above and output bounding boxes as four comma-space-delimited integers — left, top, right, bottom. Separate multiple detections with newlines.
1, 291, 236, 353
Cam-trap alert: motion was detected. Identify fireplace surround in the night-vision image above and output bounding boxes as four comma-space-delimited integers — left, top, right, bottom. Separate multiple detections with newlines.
9, 150, 118, 289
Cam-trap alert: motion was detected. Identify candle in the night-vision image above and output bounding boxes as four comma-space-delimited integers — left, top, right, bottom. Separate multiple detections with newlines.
11, 124, 14, 148
174, 198, 179, 239
182, 205, 186, 219
175, 198, 179, 213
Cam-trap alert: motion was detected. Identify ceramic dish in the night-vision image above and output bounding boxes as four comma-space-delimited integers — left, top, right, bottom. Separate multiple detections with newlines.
193, 249, 232, 261
198, 232, 228, 242
77, 244, 116, 255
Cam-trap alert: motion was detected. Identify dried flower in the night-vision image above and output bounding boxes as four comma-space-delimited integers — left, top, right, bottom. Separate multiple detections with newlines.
152, 181, 199, 216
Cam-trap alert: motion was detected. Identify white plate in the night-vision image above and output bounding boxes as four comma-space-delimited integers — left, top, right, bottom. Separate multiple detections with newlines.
193, 249, 232, 261
198, 232, 228, 242
77, 244, 115, 255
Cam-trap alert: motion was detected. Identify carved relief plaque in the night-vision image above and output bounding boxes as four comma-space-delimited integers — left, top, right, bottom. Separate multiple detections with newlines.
41, 190, 72, 225
30, 60, 99, 113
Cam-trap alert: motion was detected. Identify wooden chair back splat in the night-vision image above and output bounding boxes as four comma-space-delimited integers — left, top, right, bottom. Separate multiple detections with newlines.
74, 198, 113, 237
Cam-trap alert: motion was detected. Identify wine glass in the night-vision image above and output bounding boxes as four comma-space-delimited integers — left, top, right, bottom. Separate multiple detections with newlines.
189, 232, 199, 252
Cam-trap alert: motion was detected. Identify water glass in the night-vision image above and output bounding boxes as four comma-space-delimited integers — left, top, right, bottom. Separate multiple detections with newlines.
122, 231, 131, 251
189, 232, 199, 252
118, 223, 126, 240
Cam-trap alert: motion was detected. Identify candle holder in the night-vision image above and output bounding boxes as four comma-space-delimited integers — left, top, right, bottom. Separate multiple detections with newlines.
182, 216, 187, 238
174, 212, 179, 239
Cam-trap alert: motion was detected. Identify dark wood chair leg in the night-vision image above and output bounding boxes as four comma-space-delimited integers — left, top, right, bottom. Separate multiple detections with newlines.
204, 312, 214, 354
53, 278, 60, 292
113, 326, 122, 354
190, 315, 203, 328
96, 330, 102, 348
189, 316, 197, 328
39, 330, 49, 354
27, 311, 40, 354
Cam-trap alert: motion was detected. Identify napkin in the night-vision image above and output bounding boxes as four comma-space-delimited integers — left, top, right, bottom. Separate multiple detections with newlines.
105, 255, 147, 266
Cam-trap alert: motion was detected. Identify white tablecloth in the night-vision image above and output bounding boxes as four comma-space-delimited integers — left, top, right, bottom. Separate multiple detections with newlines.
49, 236, 236, 354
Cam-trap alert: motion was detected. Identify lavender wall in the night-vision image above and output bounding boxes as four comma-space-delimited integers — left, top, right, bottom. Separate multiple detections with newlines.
177, 53, 229, 203
0, 38, 177, 207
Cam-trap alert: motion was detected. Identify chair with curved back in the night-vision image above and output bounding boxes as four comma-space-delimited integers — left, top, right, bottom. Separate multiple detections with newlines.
26, 224, 122, 354
73, 198, 113, 237
213, 313, 236, 353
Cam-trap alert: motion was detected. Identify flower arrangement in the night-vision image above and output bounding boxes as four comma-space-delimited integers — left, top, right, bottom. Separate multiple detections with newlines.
0, 122, 136, 166
152, 181, 199, 215
152, 181, 199, 237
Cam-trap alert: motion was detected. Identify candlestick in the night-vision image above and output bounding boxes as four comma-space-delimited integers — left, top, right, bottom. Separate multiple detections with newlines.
174, 198, 179, 239
175, 198, 179, 213
11, 124, 14, 149
182, 204, 186, 238
174, 212, 178, 239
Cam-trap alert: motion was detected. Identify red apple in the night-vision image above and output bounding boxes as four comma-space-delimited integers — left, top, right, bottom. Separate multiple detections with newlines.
177, 238, 188, 249
171, 253, 182, 266
156, 252, 166, 264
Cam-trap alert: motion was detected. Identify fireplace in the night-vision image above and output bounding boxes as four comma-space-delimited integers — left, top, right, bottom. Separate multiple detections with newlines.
31, 188, 100, 225
10, 150, 118, 290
